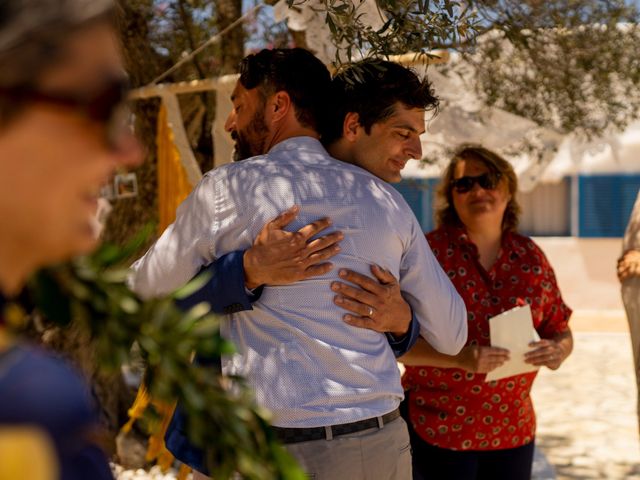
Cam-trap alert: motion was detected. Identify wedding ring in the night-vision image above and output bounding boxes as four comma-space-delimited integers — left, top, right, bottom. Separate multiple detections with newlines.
367, 306, 374, 317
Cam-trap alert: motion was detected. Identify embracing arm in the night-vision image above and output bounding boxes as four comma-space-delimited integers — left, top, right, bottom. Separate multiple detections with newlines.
398, 224, 468, 355
176, 205, 343, 313
329, 264, 419, 356
328, 221, 467, 356
385, 313, 420, 357
174, 251, 261, 314
129, 176, 219, 299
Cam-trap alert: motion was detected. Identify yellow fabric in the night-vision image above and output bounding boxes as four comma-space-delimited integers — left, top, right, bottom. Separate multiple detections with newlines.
122, 103, 195, 473
177, 463, 193, 480
157, 103, 195, 232
120, 382, 151, 434
144, 400, 178, 471
0, 427, 58, 480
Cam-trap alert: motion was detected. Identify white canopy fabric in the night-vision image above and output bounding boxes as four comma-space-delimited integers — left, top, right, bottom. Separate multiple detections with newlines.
406, 60, 640, 190
273, 0, 386, 64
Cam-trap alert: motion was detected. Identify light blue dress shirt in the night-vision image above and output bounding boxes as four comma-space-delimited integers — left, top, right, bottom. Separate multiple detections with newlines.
130, 136, 467, 428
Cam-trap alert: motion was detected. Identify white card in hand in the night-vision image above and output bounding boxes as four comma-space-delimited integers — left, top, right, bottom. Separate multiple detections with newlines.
485, 305, 540, 382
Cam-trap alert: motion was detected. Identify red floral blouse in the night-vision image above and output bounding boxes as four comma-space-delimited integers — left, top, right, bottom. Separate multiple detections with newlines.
402, 226, 571, 451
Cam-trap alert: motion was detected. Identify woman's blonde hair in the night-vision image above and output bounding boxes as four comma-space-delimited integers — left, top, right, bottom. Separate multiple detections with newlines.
434, 144, 522, 232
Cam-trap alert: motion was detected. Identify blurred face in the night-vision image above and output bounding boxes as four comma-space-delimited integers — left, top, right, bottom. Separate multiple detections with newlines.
225, 81, 270, 161
451, 158, 511, 231
351, 103, 424, 183
0, 22, 142, 278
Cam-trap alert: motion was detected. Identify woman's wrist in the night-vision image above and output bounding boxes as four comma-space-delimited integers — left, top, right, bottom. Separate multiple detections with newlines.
455, 346, 471, 371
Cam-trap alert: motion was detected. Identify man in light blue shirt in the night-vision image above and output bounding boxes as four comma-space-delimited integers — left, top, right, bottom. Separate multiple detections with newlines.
130, 49, 467, 479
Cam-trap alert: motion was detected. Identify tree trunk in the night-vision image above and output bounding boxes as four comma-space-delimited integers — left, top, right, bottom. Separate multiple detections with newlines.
106, 0, 165, 251
215, 0, 245, 74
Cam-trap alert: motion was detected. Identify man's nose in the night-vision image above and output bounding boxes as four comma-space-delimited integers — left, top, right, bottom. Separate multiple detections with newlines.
225, 110, 236, 133
406, 135, 422, 160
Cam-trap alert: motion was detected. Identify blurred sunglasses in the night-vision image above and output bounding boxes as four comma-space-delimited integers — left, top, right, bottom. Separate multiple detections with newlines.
452, 172, 502, 194
0, 77, 131, 149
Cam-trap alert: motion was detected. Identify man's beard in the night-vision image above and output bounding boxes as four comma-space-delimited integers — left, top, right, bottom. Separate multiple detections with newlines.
232, 109, 270, 162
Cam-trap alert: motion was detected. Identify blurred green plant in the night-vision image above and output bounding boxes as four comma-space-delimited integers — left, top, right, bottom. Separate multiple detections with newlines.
26, 226, 304, 480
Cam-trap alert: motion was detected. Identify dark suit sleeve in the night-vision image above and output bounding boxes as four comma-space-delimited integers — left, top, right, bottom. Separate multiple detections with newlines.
385, 311, 420, 358
174, 250, 263, 314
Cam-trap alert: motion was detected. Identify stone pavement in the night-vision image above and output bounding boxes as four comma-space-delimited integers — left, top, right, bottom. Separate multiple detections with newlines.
531, 313, 640, 479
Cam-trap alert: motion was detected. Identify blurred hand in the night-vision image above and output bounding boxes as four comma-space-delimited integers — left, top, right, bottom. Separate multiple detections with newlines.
524, 339, 565, 370
243, 206, 343, 289
458, 345, 510, 373
331, 265, 411, 337
617, 250, 640, 282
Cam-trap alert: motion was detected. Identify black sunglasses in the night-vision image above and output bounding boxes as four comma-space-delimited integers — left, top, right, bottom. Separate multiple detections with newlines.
0, 77, 130, 149
451, 172, 502, 194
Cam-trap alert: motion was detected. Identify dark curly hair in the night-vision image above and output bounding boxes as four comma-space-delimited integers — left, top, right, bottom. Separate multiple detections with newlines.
238, 48, 331, 132
322, 58, 438, 145
435, 144, 522, 232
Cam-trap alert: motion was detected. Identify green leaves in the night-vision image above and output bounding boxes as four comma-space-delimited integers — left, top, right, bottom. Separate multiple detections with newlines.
25, 235, 305, 480
316, 0, 479, 66
308, 0, 640, 139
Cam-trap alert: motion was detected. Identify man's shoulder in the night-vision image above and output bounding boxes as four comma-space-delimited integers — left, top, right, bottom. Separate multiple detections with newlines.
202, 154, 270, 179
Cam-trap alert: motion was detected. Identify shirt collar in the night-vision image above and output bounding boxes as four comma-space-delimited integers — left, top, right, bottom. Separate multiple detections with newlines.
445, 225, 474, 249
267, 136, 325, 156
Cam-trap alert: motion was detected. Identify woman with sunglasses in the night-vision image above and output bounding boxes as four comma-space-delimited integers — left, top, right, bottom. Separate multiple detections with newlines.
400, 145, 573, 480
0, 1, 142, 478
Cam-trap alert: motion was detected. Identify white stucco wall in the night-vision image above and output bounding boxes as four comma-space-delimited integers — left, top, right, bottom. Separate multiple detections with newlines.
533, 237, 625, 313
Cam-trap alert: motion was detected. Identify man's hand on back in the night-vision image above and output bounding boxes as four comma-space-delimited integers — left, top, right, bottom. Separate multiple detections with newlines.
331, 265, 411, 337
243, 205, 344, 289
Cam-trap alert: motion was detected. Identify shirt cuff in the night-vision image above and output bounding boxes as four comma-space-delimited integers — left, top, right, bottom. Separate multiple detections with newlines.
385, 311, 420, 358
175, 250, 262, 314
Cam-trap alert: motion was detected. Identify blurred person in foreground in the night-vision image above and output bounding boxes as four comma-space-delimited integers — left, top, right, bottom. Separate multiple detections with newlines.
399, 145, 573, 480
618, 190, 640, 435
0, 0, 142, 478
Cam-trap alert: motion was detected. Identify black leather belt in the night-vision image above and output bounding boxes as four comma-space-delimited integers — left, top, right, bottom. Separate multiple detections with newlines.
272, 408, 401, 444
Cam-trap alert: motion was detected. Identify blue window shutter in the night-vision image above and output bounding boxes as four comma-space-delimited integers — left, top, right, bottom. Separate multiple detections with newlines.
394, 178, 439, 233
579, 175, 640, 237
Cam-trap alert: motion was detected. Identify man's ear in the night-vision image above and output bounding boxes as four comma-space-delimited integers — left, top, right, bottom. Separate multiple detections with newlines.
343, 111, 361, 141
271, 91, 291, 122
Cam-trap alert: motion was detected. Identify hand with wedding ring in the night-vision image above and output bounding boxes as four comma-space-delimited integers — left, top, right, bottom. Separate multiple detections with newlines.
330, 265, 411, 337
524, 338, 565, 370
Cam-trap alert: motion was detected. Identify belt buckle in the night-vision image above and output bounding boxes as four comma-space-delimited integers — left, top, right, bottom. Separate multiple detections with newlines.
324, 425, 333, 441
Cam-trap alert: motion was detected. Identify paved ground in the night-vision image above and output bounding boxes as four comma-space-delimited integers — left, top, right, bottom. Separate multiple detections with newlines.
531, 312, 640, 480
